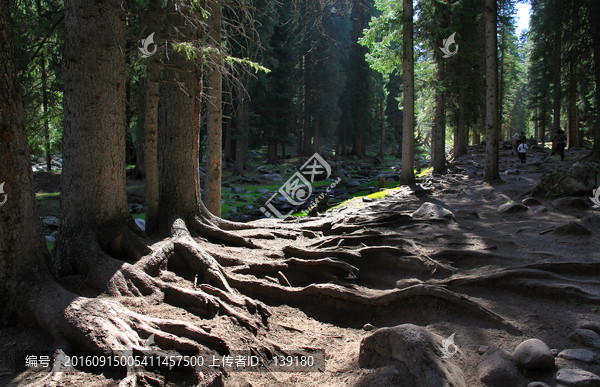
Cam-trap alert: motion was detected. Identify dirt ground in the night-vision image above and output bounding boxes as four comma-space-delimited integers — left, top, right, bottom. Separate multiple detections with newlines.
1, 145, 599, 386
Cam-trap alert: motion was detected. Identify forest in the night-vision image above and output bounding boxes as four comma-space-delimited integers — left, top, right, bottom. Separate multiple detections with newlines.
1, 0, 600, 386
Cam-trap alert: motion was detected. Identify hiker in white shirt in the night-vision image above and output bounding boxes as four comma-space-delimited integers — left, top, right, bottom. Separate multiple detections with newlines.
517, 141, 529, 164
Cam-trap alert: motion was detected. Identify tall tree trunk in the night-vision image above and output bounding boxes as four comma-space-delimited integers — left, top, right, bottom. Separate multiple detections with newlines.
567, 60, 579, 149
223, 102, 233, 161
55, 0, 130, 273
484, 0, 500, 182
432, 59, 447, 175
35, 0, 52, 171
378, 96, 386, 159
588, 0, 600, 160
267, 125, 277, 163
498, 20, 505, 141
143, 0, 162, 234
205, 0, 223, 217
400, 0, 415, 184
455, 77, 467, 157
235, 92, 248, 175
551, 6, 562, 139
0, 0, 48, 313
541, 107, 547, 146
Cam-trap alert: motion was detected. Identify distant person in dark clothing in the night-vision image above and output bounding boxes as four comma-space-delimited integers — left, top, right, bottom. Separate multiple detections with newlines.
551, 129, 567, 160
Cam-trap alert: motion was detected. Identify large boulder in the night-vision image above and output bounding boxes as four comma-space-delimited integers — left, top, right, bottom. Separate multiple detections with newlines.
359, 324, 466, 387
552, 197, 590, 210
498, 203, 528, 214
555, 368, 600, 387
531, 161, 600, 199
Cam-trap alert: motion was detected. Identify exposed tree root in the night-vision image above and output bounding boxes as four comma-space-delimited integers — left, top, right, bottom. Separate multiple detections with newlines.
225, 275, 520, 334
435, 266, 600, 304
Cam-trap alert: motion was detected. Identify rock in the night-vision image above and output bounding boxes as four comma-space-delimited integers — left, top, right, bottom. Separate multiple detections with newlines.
533, 206, 548, 214
553, 197, 590, 210
232, 186, 245, 194
358, 324, 466, 387
257, 196, 270, 205
558, 349, 598, 364
362, 196, 374, 202
498, 203, 529, 214
553, 222, 592, 236
569, 329, 600, 350
411, 202, 455, 220
348, 180, 361, 187
555, 368, 600, 386
512, 338, 555, 370
129, 203, 144, 214
262, 174, 283, 182
256, 188, 270, 194
40, 216, 60, 229
522, 197, 542, 206
478, 347, 519, 387
478, 345, 490, 355
134, 218, 146, 231
44, 235, 55, 243
527, 382, 550, 387
581, 323, 600, 335
363, 323, 375, 331
532, 161, 600, 198
241, 204, 254, 212
552, 349, 561, 356
504, 169, 520, 175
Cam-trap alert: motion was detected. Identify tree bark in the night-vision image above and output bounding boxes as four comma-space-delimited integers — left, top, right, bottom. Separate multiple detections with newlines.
484, 0, 500, 182
551, 3, 562, 139
205, 0, 223, 217
400, 0, 415, 184
566, 60, 579, 149
432, 58, 447, 175
159, 4, 203, 224
143, 0, 162, 234
0, 0, 48, 311
56, 0, 130, 273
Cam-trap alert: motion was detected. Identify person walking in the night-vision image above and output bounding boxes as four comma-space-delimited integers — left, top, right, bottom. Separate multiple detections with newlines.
517, 140, 529, 164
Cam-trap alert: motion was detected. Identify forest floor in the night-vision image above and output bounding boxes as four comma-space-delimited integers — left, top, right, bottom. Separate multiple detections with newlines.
1, 144, 600, 386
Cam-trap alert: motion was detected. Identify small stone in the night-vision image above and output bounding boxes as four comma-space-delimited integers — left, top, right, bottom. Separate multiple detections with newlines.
256, 188, 270, 194
134, 218, 146, 231
569, 329, 600, 350
40, 215, 60, 229
504, 168, 520, 175
456, 210, 480, 219
533, 206, 548, 214
44, 235, 55, 243
348, 180, 361, 187
522, 197, 542, 206
362, 196, 374, 202
478, 345, 490, 355
552, 349, 560, 356
262, 173, 283, 182
558, 349, 598, 364
363, 323, 375, 331
555, 368, 600, 386
512, 338, 555, 370
498, 202, 529, 214
232, 186, 245, 194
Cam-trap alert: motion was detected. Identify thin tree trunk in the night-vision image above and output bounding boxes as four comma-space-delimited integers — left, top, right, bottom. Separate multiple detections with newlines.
567, 60, 578, 149
400, 0, 415, 183
551, 5, 562, 140
378, 96, 385, 159
432, 59, 447, 175
143, 0, 161, 234
484, 0, 500, 182
455, 81, 467, 157
205, 0, 223, 217
235, 92, 248, 175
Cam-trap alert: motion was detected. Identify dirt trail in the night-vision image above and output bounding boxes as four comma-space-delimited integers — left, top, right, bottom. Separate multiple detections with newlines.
2, 145, 599, 387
